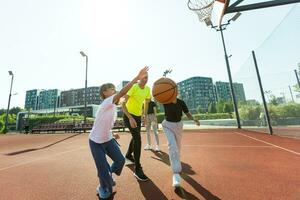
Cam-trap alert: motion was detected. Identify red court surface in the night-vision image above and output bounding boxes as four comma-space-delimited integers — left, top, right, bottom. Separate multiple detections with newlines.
0, 129, 299, 200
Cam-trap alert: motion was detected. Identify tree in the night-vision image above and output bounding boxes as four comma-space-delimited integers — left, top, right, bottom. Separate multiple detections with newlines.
0, 109, 5, 115
216, 100, 225, 113
9, 107, 23, 115
0, 120, 4, 133
269, 95, 279, 106
208, 102, 217, 113
197, 105, 205, 114
0, 107, 23, 116
223, 102, 233, 113
239, 105, 261, 120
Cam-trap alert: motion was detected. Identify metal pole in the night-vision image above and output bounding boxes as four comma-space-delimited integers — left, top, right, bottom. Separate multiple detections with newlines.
252, 51, 273, 135
84, 55, 88, 125
295, 69, 300, 89
5, 73, 14, 132
288, 85, 294, 102
219, 27, 241, 129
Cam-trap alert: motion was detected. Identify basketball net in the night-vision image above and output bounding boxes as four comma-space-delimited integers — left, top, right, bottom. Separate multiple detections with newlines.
187, 0, 215, 23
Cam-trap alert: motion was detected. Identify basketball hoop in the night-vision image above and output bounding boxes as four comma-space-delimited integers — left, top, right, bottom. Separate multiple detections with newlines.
187, 0, 215, 24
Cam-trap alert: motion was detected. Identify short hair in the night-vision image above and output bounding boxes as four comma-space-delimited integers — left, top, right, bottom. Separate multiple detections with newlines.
100, 83, 115, 99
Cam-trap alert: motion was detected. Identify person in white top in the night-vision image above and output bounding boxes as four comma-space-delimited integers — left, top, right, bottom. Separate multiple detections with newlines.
89, 66, 149, 199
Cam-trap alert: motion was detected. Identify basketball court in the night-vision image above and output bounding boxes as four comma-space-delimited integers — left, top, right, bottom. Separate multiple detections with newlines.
0, 129, 299, 200
1, 0, 300, 200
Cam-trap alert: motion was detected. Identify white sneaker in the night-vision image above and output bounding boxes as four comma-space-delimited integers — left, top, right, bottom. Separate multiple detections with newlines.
155, 145, 160, 152
144, 144, 151, 150
172, 173, 181, 187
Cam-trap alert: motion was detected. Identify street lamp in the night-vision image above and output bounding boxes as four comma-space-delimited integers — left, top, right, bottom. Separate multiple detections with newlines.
80, 51, 88, 125
5, 71, 14, 133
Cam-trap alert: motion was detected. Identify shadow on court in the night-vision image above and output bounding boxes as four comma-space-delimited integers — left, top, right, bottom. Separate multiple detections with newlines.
126, 164, 169, 200
150, 150, 221, 200
4, 133, 82, 156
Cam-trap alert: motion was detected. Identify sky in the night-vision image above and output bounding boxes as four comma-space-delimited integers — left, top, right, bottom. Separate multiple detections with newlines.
0, 0, 296, 109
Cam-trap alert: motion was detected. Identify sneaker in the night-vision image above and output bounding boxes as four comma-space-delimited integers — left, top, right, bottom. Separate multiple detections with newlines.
155, 145, 160, 152
96, 185, 111, 199
125, 154, 135, 165
134, 168, 149, 181
144, 144, 151, 150
172, 173, 181, 187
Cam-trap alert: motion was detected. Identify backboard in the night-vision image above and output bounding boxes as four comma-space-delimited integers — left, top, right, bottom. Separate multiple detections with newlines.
211, 0, 228, 27
207, 0, 300, 27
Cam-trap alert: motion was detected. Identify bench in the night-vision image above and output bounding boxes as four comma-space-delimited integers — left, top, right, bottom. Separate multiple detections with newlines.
30, 120, 126, 133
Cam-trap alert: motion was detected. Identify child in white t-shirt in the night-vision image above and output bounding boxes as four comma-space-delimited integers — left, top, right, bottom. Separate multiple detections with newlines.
89, 66, 148, 199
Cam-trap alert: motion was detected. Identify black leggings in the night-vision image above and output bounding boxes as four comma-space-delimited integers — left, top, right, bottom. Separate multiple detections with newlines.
123, 114, 142, 170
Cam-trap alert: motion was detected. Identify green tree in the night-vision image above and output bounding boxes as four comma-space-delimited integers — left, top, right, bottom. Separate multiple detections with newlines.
208, 102, 217, 113
275, 103, 300, 118
9, 107, 23, 115
0, 107, 23, 116
0, 120, 4, 133
223, 102, 233, 113
0, 113, 16, 133
0, 109, 5, 115
269, 95, 279, 106
239, 105, 261, 120
196, 105, 205, 114
216, 100, 225, 113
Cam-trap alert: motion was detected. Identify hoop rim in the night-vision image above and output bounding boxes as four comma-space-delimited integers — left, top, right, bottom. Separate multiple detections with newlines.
187, 0, 215, 11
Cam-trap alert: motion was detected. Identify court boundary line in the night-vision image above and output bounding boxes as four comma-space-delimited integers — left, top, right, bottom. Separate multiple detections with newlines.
235, 132, 300, 156
161, 144, 272, 148
0, 147, 87, 172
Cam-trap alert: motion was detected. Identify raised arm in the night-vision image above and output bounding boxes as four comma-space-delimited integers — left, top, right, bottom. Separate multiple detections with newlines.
113, 66, 149, 104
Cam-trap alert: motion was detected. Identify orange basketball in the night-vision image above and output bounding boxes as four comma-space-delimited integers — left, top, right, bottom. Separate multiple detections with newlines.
152, 77, 177, 104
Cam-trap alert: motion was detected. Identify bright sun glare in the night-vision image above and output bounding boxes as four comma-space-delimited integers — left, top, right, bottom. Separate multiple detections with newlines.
82, 0, 130, 48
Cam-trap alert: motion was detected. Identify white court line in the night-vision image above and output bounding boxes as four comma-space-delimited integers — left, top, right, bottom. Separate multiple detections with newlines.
160, 144, 272, 148
0, 147, 86, 172
181, 145, 272, 148
235, 132, 300, 156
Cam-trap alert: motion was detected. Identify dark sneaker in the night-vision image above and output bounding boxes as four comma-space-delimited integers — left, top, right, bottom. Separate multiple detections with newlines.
125, 155, 135, 165
134, 168, 149, 181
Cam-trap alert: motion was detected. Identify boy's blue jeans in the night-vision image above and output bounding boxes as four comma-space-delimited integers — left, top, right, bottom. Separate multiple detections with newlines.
89, 139, 125, 192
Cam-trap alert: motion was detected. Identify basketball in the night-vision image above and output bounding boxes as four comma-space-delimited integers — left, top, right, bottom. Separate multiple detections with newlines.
152, 77, 177, 104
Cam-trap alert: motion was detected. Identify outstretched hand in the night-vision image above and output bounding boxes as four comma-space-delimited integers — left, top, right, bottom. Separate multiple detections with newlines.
136, 66, 149, 80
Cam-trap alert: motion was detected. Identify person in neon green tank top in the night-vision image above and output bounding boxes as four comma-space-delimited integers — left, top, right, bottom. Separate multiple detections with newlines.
122, 70, 151, 181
